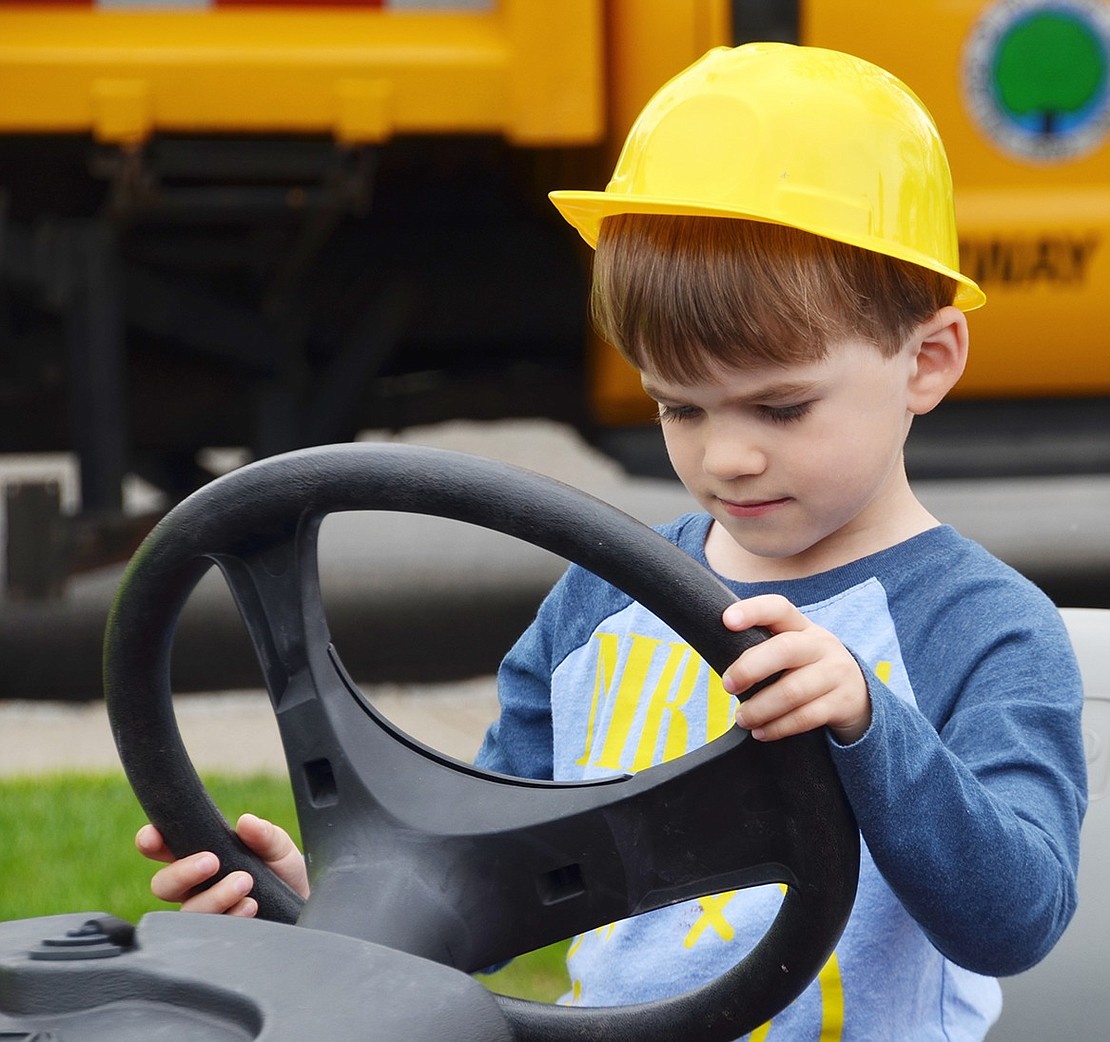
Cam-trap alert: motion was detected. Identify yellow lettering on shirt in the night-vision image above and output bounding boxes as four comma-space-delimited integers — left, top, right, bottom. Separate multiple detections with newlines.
817, 950, 845, 1040
575, 633, 619, 766
632, 642, 700, 770
750, 1021, 772, 1042
874, 660, 892, 685
684, 891, 738, 948
707, 669, 735, 742
592, 634, 663, 771
741, 948, 845, 1041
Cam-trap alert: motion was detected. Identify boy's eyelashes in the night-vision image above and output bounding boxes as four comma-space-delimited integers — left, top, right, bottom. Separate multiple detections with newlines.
655, 403, 701, 423
654, 401, 815, 424
757, 401, 814, 424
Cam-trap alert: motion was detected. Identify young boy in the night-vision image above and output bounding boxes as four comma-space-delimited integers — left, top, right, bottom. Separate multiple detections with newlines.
138, 43, 1088, 1040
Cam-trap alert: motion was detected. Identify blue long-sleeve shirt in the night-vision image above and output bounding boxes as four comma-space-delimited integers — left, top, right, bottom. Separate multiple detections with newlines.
476, 518, 1087, 1041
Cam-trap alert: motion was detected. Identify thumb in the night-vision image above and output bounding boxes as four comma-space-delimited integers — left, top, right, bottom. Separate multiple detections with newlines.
236, 813, 296, 865
234, 813, 310, 899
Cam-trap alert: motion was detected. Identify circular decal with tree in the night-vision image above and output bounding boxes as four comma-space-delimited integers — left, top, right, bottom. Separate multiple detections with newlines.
964, 0, 1110, 161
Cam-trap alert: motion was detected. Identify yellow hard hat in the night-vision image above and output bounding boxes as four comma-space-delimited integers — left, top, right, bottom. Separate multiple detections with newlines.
550, 42, 985, 311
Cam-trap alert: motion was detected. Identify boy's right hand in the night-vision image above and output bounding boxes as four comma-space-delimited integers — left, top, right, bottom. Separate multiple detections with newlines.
135, 813, 309, 917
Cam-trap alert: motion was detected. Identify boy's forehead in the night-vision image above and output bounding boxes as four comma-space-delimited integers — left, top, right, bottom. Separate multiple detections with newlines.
637, 334, 888, 400
640, 367, 828, 402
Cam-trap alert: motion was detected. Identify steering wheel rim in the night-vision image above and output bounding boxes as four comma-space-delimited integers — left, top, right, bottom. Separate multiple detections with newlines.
104, 443, 858, 1042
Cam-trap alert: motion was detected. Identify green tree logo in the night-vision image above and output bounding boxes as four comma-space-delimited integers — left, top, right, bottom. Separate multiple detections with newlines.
964, 0, 1110, 161
994, 10, 1107, 134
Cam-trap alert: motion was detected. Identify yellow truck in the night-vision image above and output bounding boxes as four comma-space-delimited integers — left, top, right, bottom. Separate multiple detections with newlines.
0, 0, 1107, 586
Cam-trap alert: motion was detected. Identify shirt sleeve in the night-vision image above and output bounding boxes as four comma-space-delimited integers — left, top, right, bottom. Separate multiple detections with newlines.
829, 578, 1087, 977
473, 576, 564, 780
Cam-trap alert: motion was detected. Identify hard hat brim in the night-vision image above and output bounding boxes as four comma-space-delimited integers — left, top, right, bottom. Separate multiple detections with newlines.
549, 189, 986, 312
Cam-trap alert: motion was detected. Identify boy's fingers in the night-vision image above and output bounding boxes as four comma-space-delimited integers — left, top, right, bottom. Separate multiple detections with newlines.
135, 823, 176, 864
735, 663, 823, 727
138, 816, 293, 869
139, 815, 306, 909
235, 813, 310, 898
236, 814, 295, 864
723, 594, 805, 634
733, 653, 871, 743
150, 853, 258, 917
178, 871, 257, 917
219, 896, 260, 918
738, 704, 823, 743
724, 629, 803, 692
150, 851, 222, 904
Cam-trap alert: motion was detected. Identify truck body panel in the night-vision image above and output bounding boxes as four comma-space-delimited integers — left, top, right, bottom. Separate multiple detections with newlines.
0, 2, 602, 145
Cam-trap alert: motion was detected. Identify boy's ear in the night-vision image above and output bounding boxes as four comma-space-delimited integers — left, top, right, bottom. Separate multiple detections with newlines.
906, 306, 969, 416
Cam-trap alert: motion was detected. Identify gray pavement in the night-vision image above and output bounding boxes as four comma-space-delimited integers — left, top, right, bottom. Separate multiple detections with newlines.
0, 678, 500, 778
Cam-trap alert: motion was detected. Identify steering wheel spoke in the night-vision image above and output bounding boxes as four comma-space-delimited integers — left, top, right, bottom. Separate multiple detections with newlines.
209, 532, 328, 712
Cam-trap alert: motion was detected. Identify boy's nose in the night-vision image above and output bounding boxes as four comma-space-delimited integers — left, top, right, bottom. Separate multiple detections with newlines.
701, 429, 767, 480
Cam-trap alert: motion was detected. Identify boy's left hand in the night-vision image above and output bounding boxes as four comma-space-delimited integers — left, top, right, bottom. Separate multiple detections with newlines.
721, 595, 871, 745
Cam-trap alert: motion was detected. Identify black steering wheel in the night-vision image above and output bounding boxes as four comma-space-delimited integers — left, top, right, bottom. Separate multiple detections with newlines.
104, 443, 858, 1042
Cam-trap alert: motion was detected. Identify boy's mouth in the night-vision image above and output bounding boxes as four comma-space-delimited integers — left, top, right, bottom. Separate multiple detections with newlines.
718, 496, 792, 519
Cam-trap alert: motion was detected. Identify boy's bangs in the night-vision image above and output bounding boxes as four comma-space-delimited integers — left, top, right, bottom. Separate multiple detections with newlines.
591, 215, 848, 382
590, 214, 956, 383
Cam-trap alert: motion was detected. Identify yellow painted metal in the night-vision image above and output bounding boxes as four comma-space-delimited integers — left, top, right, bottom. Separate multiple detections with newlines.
0, 1, 603, 145
602, 0, 731, 170
587, 0, 733, 425
803, 0, 1110, 396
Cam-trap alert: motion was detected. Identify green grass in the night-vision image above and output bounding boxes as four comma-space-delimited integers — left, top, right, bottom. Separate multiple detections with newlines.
0, 772, 299, 924
0, 771, 569, 1001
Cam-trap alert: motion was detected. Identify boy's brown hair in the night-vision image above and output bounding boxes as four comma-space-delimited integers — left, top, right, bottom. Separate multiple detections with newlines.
591, 214, 957, 383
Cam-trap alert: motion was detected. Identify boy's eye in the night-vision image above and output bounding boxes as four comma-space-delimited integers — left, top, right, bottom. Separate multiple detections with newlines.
758, 402, 813, 425
656, 403, 702, 423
